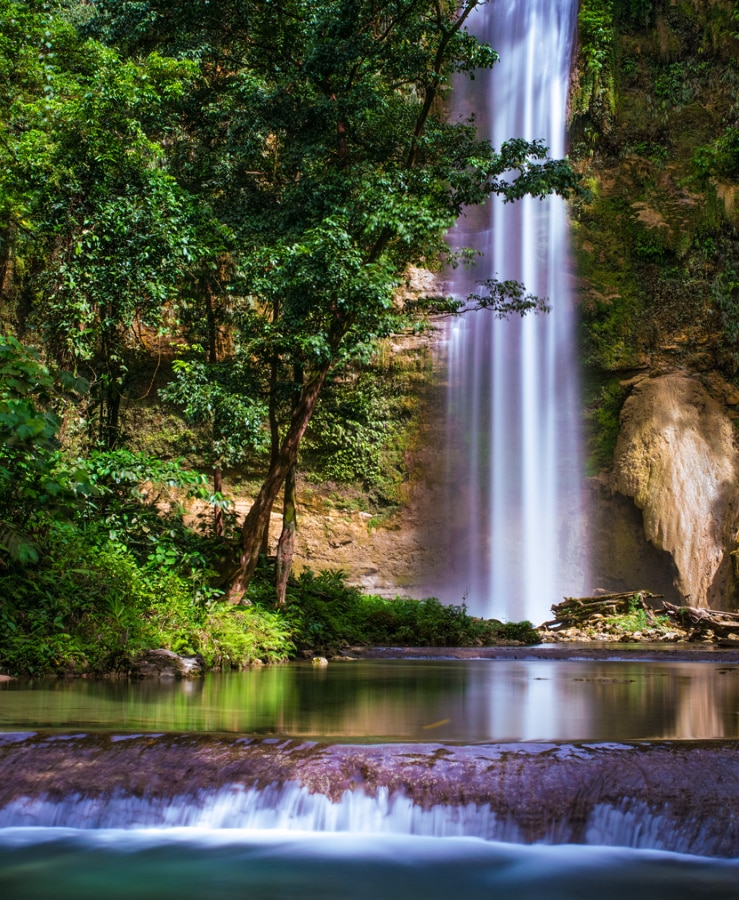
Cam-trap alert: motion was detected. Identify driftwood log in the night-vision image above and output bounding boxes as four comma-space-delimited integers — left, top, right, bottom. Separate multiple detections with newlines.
542, 590, 664, 631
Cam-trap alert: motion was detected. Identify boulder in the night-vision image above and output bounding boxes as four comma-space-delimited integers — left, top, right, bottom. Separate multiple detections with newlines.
129, 649, 203, 679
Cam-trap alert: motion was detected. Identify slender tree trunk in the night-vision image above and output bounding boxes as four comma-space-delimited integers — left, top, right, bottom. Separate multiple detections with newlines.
97, 329, 123, 448
274, 461, 297, 607
226, 363, 330, 602
203, 279, 218, 365
274, 364, 303, 606
259, 354, 281, 556
0, 218, 14, 303
213, 466, 224, 538
106, 390, 121, 448
204, 282, 224, 539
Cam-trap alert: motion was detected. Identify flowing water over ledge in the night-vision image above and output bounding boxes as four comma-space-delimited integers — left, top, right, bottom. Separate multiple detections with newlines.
1, 734, 739, 858
2, 661, 738, 896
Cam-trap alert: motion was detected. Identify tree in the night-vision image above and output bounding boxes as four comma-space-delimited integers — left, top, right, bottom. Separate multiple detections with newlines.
86, 0, 580, 601
1, 1, 204, 446
0, 332, 88, 563
160, 351, 267, 536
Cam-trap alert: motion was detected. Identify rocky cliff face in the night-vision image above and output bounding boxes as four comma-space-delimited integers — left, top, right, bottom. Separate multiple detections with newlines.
572, 3, 739, 611
609, 372, 739, 609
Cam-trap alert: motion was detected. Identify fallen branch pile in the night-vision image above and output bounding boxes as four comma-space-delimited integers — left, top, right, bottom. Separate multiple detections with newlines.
542, 591, 739, 643
542, 590, 664, 631
662, 601, 739, 641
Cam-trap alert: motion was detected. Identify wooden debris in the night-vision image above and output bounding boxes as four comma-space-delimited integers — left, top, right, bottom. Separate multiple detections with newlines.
662, 601, 739, 641
542, 591, 739, 643
543, 590, 664, 631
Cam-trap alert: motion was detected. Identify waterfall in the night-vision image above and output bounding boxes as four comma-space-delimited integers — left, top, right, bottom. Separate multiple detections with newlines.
428, 0, 588, 624
0, 784, 732, 857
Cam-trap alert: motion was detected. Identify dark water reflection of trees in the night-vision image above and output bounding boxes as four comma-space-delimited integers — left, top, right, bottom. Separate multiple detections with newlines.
1, 661, 737, 741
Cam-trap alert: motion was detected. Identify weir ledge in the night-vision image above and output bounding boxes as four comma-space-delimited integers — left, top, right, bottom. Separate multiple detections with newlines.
1, 734, 737, 857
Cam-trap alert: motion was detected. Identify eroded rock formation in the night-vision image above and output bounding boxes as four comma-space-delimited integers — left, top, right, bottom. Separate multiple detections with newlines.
611, 372, 739, 609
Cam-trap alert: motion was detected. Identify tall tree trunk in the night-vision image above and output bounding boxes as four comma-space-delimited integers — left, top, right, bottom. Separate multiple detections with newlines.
226, 363, 329, 602
274, 461, 297, 607
274, 364, 303, 606
213, 465, 224, 538
259, 354, 281, 556
203, 278, 218, 365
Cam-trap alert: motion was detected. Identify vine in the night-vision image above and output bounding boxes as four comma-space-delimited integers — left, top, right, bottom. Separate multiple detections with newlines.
571, 0, 616, 139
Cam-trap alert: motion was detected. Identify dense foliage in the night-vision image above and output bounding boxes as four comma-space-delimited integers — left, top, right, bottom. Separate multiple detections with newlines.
5, 0, 735, 671
0, 0, 569, 674
574, 0, 739, 470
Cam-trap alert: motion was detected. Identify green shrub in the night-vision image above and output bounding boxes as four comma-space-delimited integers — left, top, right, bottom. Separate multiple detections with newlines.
193, 605, 294, 668
257, 568, 540, 653
606, 597, 671, 634
0, 521, 293, 675
694, 127, 739, 182
0, 523, 163, 673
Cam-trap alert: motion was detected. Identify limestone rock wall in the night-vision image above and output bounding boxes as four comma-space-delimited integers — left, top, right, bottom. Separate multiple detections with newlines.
611, 372, 739, 609
588, 480, 679, 600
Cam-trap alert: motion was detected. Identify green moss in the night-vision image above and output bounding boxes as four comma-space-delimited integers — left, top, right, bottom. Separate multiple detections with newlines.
583, 375, 628, 473
302, 340, 433, 509
574, 193, 645, 370
573, 1, 739, 472
125, 407, 199, 461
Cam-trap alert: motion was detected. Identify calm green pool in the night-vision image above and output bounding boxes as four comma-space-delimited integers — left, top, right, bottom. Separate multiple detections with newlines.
1, 658, 737, 741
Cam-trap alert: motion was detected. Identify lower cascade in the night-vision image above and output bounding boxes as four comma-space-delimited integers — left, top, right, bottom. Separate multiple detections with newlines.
1, 734, 738, 859
0, 783, 732, 858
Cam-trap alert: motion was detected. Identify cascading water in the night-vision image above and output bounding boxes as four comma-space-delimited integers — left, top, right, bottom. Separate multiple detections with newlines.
2, 733, 739, 858
2, 733, 739, 897
1, 5, 736, 897
428, 0, 588, 624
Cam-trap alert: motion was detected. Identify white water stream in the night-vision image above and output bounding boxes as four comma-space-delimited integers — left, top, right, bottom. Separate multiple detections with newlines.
0, 785, 726, 857
430, 0, 589, 624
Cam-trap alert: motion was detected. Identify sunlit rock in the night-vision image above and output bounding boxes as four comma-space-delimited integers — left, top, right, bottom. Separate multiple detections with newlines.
612, 372, 739, 609
129, 649, 203, 679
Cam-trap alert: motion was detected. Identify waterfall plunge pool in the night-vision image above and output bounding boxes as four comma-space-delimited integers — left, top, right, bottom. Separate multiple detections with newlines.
2, 659, 739, 896
2, 829, 738, 900
2, 658, 739, 742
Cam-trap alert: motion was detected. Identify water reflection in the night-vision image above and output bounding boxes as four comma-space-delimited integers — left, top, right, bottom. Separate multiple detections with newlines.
1, 660, 738, 741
